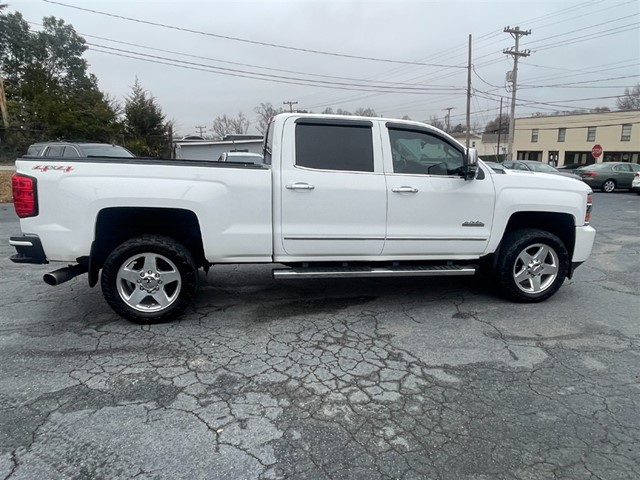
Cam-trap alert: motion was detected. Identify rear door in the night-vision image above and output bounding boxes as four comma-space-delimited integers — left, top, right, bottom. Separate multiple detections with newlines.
613, 163, 634, 188
279, 117, 387, 258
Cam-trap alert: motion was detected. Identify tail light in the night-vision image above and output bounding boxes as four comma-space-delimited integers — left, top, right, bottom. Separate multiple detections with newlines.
581, 171, 598, 177
12, 174, 38, 218
585, 193, 592, 225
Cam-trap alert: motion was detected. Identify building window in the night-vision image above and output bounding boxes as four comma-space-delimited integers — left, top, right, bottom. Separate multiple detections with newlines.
531, 129, 539, 142
587, 126, 596, 142
558, 128, 566, 142
621, 124, 632, 142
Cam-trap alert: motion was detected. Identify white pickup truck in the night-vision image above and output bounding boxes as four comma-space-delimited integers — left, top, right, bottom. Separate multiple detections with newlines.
10, 113, 595, 323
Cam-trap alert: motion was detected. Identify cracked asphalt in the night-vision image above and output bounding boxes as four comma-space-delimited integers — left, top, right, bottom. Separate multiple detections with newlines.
1, 192, 639, 480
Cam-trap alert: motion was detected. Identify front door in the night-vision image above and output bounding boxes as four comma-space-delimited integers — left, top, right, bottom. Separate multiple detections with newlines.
280, 118, 387, 258
382, 124, 495, 257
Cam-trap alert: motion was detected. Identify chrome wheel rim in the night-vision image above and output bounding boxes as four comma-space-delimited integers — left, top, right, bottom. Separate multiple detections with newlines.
116, 253, 182, 312
603, 180, 615, 192
513, 243, 559, 294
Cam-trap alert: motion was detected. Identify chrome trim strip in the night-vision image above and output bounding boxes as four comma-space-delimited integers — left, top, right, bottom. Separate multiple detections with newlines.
284, 236, 487, 241
386, 237, 487, 241
284, 236, 385, 241
9, 240, 34, 247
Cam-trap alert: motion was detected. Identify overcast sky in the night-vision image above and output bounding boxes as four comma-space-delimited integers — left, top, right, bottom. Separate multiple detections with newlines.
7, 0, 640, 136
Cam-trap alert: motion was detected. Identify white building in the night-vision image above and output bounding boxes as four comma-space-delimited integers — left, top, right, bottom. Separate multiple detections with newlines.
174, 135, 264, 161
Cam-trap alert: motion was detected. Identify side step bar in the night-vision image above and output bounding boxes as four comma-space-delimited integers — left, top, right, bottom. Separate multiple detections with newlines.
273, 265, 477, 279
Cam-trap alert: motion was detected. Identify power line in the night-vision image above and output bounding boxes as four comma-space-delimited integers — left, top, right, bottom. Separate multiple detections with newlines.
88, 46, 464, 95
43, 0, 467, 68
28, 21, 467, 90
533, 23, 640, 51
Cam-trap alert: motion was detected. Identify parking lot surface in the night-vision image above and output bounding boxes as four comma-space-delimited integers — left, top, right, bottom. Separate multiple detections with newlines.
0, 192, 638, 480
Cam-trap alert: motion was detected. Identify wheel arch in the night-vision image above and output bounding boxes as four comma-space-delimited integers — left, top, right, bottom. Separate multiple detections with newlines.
88, 207, 205, 287
486, 211, 576, 278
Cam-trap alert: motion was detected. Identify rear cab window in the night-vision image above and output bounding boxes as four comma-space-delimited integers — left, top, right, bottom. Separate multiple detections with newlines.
294, 119, 374, 172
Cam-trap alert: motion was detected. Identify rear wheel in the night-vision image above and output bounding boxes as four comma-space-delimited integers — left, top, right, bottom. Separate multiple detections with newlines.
601, 179, 616, 193
101, 235, 198, 323
496, 229, 569, 302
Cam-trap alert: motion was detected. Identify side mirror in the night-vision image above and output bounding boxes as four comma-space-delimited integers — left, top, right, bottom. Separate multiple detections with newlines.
463, 147, 478, 180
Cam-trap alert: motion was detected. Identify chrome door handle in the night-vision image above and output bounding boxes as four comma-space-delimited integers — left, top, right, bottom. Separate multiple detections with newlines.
392, 186, 418, 193
286, 183, 315, 190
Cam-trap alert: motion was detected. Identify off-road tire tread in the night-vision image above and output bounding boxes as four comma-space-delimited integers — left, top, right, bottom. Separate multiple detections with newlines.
496, 228, 569, 303
101, 235, 197, 324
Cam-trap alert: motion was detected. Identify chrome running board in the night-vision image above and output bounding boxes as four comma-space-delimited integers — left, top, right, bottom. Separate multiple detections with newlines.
273, 265, 477, 279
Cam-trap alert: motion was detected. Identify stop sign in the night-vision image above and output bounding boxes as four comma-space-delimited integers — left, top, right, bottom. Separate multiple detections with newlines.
592, 144, 603, 158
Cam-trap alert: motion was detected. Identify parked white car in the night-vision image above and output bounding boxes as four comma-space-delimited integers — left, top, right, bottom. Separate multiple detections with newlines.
632, 172, 640, 194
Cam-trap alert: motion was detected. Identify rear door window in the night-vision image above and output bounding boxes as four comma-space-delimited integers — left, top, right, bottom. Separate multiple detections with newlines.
63, 146, 80, 157
295, 121, 374, 172
45, 146, 64, 157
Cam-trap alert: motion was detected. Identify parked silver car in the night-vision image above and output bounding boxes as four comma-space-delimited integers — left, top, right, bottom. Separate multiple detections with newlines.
502, 160, 581, 180
27, 142, 134, 158
577, 162, 640, 193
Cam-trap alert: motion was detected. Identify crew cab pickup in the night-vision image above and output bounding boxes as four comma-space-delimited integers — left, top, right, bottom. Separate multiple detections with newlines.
10, 114, 596, 323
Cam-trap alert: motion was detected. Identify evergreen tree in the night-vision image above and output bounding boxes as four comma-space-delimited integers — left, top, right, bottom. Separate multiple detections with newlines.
123, 78, 170, 157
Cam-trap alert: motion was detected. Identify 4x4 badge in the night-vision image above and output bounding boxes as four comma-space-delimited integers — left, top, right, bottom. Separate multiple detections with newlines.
462, 221, 485, 227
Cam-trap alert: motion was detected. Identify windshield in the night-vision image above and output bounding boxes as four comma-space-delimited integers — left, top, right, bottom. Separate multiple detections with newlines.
527, 163, 557, 173
80, 145, 134, 157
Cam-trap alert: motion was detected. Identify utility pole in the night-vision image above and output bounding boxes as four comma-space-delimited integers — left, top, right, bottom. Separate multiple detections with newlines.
503, 26, 530, 161
465, 34, 472, 148
195, 125, 207, 137
283, 100, 298, 113
0, 75, 9, 129
496, 97, 503, 160
443, 107, 454, 132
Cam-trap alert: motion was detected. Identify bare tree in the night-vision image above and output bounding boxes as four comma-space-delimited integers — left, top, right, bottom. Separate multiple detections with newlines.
353, 107, 378, 117
427, 115, 445, 130
211, 112, 249, 139
616, 84, 640, 111
254, 103, 283, 135
484, 114, 509, 134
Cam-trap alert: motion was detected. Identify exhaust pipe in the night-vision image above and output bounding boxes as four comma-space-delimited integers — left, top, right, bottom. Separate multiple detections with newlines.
43, 264, 88, 286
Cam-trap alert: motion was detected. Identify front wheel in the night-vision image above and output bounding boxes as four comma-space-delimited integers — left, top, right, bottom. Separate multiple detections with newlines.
601, 179, 616, 193
101, 235, 198, 323
495, 229, 569, 303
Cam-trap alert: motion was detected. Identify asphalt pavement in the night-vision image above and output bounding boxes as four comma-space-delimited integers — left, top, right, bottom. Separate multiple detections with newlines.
0, 193, 638, 480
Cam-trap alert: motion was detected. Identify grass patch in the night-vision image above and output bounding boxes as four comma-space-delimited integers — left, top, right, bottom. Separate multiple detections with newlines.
0, 170, 13, 203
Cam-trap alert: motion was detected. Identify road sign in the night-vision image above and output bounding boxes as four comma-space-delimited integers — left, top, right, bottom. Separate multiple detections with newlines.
592, 144, 603, 158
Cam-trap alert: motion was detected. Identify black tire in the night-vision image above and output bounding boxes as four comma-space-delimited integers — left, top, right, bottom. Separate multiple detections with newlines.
495, 228, 569, 303
101, 235, 198, 323
601, 179, 616, 193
